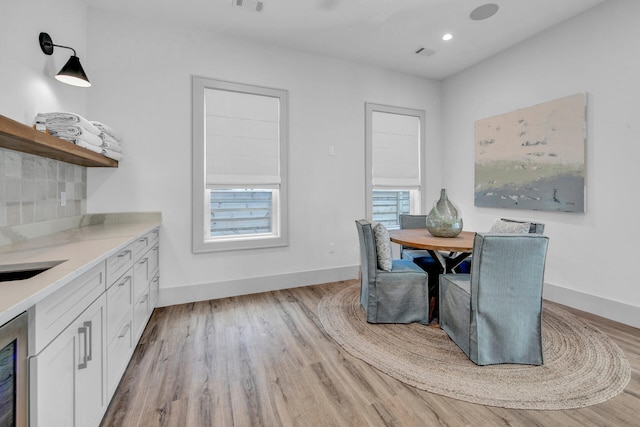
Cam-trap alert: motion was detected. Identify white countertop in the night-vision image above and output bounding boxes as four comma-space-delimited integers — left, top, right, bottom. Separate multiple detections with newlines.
0, 212, 162, 326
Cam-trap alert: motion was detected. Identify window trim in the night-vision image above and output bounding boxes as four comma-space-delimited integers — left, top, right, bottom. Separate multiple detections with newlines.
192, 76, 288, 253
365, 103, 426, 223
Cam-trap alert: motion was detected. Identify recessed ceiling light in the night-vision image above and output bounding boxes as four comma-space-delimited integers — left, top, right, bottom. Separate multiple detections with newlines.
442, 33, 453, 41
470, 3, 499, 21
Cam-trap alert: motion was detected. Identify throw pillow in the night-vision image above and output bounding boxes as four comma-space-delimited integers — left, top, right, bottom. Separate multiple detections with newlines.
489, 219, 531, 234
372, 222, 393, 271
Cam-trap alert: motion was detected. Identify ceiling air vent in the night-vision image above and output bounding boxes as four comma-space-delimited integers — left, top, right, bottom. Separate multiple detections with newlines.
233, 0, 265, 12
415, 47, 436, 57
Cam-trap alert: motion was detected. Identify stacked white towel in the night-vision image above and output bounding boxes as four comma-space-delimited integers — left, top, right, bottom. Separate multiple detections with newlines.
35, 113, 124, 161
91, 121, 123, 142
36, 112, 100, 134
91, 120, 124, 159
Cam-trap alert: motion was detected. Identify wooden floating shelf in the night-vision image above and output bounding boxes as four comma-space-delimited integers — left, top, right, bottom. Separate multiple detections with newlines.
0, 114, 118, 168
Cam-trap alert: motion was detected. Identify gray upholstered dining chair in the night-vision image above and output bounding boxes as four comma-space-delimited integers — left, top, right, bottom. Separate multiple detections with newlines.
439, 233, 549, 365
355, 219, 430, 324
398, 214, 431, 261
492, 218, 545, 235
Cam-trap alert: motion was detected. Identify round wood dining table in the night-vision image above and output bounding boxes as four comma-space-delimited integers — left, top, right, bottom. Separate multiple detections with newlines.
387, 229, 475, 273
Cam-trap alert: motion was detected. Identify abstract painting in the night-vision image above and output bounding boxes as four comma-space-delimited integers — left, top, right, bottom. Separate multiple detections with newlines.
474, 93, 586, 212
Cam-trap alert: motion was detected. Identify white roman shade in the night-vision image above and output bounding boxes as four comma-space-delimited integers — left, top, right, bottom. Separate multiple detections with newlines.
205, 88, 280, 186
372, 111, 421, 187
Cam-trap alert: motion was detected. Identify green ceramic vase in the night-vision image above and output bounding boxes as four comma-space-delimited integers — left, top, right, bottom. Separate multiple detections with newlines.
426, 188, 463, 237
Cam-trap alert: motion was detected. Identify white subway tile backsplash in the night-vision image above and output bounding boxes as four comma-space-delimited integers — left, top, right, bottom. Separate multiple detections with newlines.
65, 181, 75, 199
6, 202, 20, 226
0, 147, 87, 227
5, 151, 22, 177
22, 157, 36, 179
47, 181, 57, 198
5, 178, 21, 202
35, 181, 48, 200
65, 163, 74, 181
56, 162, 66, 181
47, 159, 57, 180
22, 201, 35, 223
35, 158, 48, 180
21, 180, 36, 202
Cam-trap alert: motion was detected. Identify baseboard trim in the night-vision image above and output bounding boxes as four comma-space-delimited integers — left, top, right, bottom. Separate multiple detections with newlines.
544, 283, 640, 329
159, 272, 640, 328
158, 265, 359, 307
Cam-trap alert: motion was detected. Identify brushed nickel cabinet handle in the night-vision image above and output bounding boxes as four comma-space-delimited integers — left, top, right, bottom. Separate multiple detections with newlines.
117, 250, 131, 258
118, 276, 131, 287
118, 323, 131, 339
84, 321, 93, 362
78, 325, 88, 369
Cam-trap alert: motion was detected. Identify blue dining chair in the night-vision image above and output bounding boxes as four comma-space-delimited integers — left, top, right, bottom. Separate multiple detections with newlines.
439, 233, 549, 365
492, 218, 545, 234
398, 214, 432, 261
355, 219, 430, 324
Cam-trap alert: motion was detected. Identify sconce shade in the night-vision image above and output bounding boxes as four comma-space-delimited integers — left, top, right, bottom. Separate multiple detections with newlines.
39, 32, 91, 88
55, 56, 91, 87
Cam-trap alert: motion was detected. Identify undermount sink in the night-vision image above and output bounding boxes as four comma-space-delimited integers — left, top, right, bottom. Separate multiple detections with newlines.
0, 260, 65, 282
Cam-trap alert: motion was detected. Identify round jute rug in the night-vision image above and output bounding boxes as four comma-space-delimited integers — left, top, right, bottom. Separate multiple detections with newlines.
318, 284, 631, 410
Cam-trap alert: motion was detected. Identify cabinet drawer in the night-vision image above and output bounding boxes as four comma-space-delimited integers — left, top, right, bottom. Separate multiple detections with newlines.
30, 262, 106, 355
132, 228, 159, 260
107, 319, 132, 398
106, 243, 134, 287
106, 272, 133, 343
132, 291, 149, 341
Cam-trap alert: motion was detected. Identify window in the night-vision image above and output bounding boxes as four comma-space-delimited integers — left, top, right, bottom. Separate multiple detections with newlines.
372, 190, 411, 228
365, 103, 425, 228
192, 76, 288, 252
209, 189, 274, 237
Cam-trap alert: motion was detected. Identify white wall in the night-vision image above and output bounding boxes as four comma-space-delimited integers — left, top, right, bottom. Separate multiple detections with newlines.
85, 10, 442, 304
0, 0, 88, 123
442, 0, 640, 326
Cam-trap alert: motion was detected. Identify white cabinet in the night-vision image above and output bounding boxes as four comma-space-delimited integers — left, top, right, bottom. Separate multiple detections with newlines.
29, 226, 160, 427
29, 294, 106, 427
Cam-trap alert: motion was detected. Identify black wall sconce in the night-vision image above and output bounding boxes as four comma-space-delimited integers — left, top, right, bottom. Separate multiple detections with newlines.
39, 32, 91, 87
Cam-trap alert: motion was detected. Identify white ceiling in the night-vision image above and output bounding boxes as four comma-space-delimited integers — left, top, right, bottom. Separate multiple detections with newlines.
85, 0, 607, 80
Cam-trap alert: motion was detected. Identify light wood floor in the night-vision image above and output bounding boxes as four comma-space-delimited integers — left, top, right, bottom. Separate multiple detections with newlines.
100, 280, 640, 427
